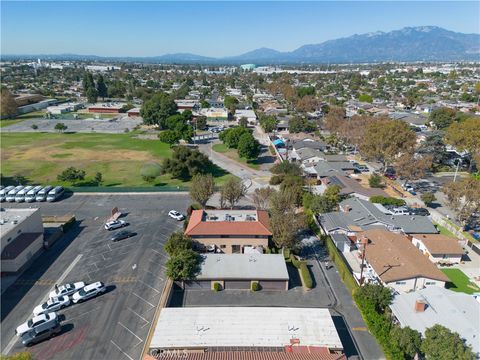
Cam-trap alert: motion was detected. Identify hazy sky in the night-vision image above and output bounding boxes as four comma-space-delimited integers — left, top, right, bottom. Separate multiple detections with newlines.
1, 1, 479, 57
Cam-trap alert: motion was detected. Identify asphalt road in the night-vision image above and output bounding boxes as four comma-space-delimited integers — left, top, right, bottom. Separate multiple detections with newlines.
1, 194, 190, 360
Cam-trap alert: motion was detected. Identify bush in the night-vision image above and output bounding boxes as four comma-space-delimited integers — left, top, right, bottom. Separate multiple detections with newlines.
269, 175, 284, 185
299, 263, 313, 288
251, 281, 260, 291
283, 248, 291, 260
369, 174, 385, 188
213, 282, 222, 291
369, 196, 406, 206
57, 167, 86, 183
140, 162, 162, 182
421, 192, 436, 207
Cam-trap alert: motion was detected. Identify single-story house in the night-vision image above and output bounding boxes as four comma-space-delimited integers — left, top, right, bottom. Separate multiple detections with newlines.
182, 254, 289, 290
325, 175, 389, 201
234, 109, 257, 124
360, 229, 449, 293
390, 287, 479, 357
290, 147, 324, 165
310, 161, 356, 180
184, 210, 271, 254
410, 233, 464, 264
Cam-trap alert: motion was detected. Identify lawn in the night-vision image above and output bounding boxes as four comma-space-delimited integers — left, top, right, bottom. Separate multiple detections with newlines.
0, 119, 25, 128
1, 132, 233, 188
212, 143, 260, 170
435, 223, 458, 239
441, 268, 480, 294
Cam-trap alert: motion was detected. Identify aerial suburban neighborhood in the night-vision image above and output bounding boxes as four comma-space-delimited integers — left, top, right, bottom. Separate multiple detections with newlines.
1, 2, 480, 360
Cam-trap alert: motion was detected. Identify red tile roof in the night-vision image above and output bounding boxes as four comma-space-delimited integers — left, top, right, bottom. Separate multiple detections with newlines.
185, 210, 272, 236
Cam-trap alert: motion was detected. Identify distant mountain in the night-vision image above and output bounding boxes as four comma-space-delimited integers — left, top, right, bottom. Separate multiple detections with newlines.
3, 26, 479, 64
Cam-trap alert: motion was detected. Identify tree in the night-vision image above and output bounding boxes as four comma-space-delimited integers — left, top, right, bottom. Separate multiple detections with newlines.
369, 174, 385, 188
158, 130, 181, 146
296, 95, 319, 113
280, 175, 304, 206
421, 324, 475, 360
31, 124, 38, 130
94, 172, 103, 186
54, 122, 67, 133
164, 232, 192, 256
360, 118, 416, 170
200, 99, 210, 108
355, 284, 392, 313
322, 106, 346, 133
296, 86, 315, 98
165, 249, 200, 280
252, 187, 275, 210
140, 92, 177, 126
57, 167, 86, 183
140, 162, 162, 182
421, 192, 436, 207
259, 115, 278, 133
303, 185, 341, 213
239, 117, 248, 128
269, 190, 305, 249
162, 146, 212, 180
271, 161, 302, 177
83, 72, 95, 96
190, 174, 215, 209
445, 118, 480, 170
418, 131, 449, 169
237, 133, 260, 160
429, 107, 457, 130
224, 95, 239, 113
194, 116, 207, 130
220, 177, 246, 209
358, 93, 373, 103
443, 177, 480, 224
288, 116, 316, 133
390, 326, 423, 360
1, 88, 18, 118
96, 74, 108, 100
220, 127, 250, 149
2, 352, 34, 360
86, 86, 98, 103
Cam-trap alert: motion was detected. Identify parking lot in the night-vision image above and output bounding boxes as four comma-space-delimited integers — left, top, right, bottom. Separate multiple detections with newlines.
1, 193, 190, 360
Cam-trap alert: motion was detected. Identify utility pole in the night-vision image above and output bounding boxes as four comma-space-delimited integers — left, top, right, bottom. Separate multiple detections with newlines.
359, 235, 369, 286
453, 158, 462, 182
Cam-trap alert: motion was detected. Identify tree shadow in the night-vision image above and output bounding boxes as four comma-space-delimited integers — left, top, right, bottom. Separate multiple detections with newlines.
0, 174, 31, 186
105, 183, 122, 187
72, 180, 100, 187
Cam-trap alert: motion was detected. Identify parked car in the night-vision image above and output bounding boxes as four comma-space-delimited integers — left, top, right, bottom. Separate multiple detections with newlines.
33, 296, 70, 316
168, 210, 185, 221
110, 230, 136, 242
71, 282, 106, 303
385, 206, 410, 216
25, 185, 44, 203
355, 164, 369, 172
104, 220, 127, 231
16, 312, 58, 337
49, 282, 86, 299
21, 322, 62, 347
46, 186, 64, 202
35, 185, 53, 202
409, 208, 430, 216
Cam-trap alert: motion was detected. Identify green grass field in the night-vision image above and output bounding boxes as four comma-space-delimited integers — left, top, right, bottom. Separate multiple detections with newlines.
1, 132, 232, 188
441, 268, 480, 294
0, 119, 25, 128
212, 143, 260, 170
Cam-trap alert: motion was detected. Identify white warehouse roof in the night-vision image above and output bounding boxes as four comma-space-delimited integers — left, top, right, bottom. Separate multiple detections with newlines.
151, 307, 343, 350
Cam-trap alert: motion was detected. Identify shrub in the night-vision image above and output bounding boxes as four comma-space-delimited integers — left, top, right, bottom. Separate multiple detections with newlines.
369, 174, 385, 188
269, 175, 284, 185
57, 167, 86, 183
31, 124, 38, 130
283, 248, 291, 260
299, 263, 313, 288
369, 196, 406, 206
140, 162, 162, 182
251, 281, 260, 291
213, 282, 222, 291
421, 192, 436, 207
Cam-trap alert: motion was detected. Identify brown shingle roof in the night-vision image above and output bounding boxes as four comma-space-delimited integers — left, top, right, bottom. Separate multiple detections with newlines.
411, 234, 464, 255
185, 210, 272, 236
363, 229, 449, 283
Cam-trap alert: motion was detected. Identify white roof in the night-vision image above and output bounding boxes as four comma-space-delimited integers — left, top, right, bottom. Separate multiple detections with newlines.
390, 287, 480, 356
151, 307, 343, 350
197, 254, 289, 281
0, 208, 39, 234
235, 109, 257, 119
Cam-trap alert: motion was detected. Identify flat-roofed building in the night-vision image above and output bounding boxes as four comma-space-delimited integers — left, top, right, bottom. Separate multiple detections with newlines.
183, 254, 289, 290
150, 307, 344, 356
1, 208, 44, 273
185, 209, 271, 254
87, 102, 125, 113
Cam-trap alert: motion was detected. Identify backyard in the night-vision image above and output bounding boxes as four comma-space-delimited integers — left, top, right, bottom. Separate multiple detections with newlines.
1, 132, 233, 188
441, 268, 480, 294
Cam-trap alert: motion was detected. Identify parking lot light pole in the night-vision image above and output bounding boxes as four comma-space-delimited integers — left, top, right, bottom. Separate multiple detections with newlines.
453, 159, 462, 182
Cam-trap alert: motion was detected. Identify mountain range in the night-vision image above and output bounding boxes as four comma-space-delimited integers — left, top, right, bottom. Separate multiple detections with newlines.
3, 26, 479, 64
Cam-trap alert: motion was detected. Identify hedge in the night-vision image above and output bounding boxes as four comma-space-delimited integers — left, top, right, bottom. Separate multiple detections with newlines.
299, 263, 313, 289
369, 196, 406, 207
324, 235, 359, 294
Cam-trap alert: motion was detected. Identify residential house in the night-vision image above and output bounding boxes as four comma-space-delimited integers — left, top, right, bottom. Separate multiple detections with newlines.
390, 287, 479, 357
359, 229, 449, 293
184, 210, 271, 254
307, 161, 356, 181
234, 109, 257, 124
410, 233, 464, 264
325, 175, 389, 201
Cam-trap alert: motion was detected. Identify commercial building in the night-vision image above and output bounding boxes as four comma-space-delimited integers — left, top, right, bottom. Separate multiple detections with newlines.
1, 208, 44, 273
87, 103, 125, 113
410, 233, 464, 265
150, 307, 344, 356
175, 99, 200, 111
359, 229, 449, 293
202, 108, 228, 121
390, 287, 479, 357
185, 210, 271, 254
234, 109, 257, 124
183, 254, 289, 290
127, 107, 141, 117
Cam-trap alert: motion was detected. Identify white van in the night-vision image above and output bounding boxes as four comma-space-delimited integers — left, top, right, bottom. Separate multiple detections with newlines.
36, 186, 53, 202
0, 186, 15, 202
15, 186, 34, 202
46, 186, 64, 202
6, 186, 24, 202
25, 186, 44, 203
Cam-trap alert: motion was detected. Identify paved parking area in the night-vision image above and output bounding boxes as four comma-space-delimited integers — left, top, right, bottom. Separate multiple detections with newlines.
1, 194, 190, 360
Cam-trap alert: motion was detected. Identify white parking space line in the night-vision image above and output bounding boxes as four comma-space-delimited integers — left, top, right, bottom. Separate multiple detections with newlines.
110, 340, 134, 360
138, 279, 160, 293
142, 268, 164, 281
2, 254, 83, 355
68, 306, 101, 321
118, 322, 143, 343
127, 307, 150, 328
101, 260, 123, 270
132, 292, 155, 307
